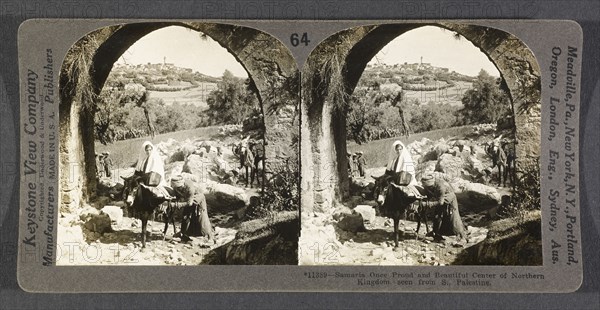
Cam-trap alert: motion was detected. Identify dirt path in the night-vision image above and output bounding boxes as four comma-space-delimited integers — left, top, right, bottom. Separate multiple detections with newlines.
300, 209, 489, 266
57, 214, 237, 265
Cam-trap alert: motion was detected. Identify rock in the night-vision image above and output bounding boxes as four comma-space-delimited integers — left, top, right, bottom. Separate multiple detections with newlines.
169, 143, 197, 163
433, 143, 450, 159
353, 205, 376, 224
182, 154, 213, 181
371, 248, 384, 257
452, 180, 501, 211
414, 161, 437, 181
349, 178, 372, 196
100, 205, 123, 224
83, 213, 112, 234
164, 161, 185, 179
332, 205, 353, 221
205, 183, 248, 213
435, 153, 465, 181
90, 195, 111, 210
337, 213, 366, 233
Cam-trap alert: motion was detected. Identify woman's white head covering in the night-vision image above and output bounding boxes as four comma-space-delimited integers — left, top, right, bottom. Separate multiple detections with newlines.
387, 140, 416, 185
135, 141, 167, 186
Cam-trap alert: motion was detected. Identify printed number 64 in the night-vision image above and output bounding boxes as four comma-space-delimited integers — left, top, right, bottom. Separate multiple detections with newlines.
290, 33, 310, 47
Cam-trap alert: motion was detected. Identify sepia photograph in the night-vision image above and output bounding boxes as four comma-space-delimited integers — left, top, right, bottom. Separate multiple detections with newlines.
300, 23, 542, 266
56, 22, 300, 265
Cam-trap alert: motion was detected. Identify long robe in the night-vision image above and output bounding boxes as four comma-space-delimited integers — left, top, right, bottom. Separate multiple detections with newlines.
423, 179, 468, 240
173, 180, 214, 239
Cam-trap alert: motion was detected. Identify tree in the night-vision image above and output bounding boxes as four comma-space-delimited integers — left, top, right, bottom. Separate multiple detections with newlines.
457, 69, 511, 125
94, 84, 152, 144
205, 70, 259, 125
346, 86, 412, 144
347, 89, 384, 144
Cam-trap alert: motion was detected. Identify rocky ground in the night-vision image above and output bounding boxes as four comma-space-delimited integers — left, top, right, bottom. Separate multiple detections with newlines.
57, 211, 237, 265
57, 127, 269, 265
300, 124, 516, 266
300, 200, 490, 266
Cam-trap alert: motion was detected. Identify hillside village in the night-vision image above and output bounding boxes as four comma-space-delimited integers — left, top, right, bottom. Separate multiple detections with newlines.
360, 61, 477, 102
111, 60, 220, 88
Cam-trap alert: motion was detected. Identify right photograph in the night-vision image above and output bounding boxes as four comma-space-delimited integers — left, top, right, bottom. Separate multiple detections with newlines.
300, 23, 542, 266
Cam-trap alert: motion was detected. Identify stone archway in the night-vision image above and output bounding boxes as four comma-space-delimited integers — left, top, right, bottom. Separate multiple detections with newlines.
301, 23, 541, 213
59, 22, 299, 213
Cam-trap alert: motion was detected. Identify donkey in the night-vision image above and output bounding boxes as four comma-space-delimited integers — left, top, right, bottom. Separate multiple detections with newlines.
233, 138, 264, 187
372, 173, 429, 248
121, 175, 177, 248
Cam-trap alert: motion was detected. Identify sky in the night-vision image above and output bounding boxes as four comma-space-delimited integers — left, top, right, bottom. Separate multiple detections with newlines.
367, 26, 500, 77
115, 26, 248, 78
115, 25, 499, 79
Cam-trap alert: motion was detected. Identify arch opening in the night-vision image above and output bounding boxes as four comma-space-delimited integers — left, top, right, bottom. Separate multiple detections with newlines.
301, 23, 541, 214
58, 22, 300, 218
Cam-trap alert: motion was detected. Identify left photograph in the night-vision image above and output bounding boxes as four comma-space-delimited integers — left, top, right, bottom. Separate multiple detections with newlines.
56, 22, 299, 265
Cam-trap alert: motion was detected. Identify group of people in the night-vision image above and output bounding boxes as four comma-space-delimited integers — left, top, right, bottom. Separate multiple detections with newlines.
95, 152, 113, 178
132, 141, 215, 242
347, 151, 367, 178
383, 140, 468, 243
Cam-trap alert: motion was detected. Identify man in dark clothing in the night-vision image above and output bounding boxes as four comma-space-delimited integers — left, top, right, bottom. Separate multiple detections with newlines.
489, 143, 507, 187
356, 151, 367, 177
502, 141, 516, 186
170, 175, 214, 242
420, 174, 469, 243
347, 152, 354, 177
95, 152, 103, 178
102, 151, 113, 178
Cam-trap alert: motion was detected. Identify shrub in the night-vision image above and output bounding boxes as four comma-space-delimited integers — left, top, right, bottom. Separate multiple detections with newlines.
246, 158, 299, 220
498, 158, 541, 236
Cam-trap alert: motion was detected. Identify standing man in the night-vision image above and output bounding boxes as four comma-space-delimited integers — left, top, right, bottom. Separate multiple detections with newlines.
170, 175, 214, 242
102, 151, 113, 178
95, 152, 104, 178
356, 151, 367, 178
490, 143, 507, 187
420, 174, 469, 243
347, 152, 354, 177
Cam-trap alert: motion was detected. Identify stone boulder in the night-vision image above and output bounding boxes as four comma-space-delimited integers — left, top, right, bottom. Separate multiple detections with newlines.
414, 160, 437, 181
83, 212, 112, 234
332, 204, 353, 221
79, 205, 99, 220
433, 143, 450, 159
452, 180, 501, 211
435, 153, 465, 181
182, 154, 218, 182
170, 143, 198, 163
407, 138, 431, 155
337, 213, 366, 233
197, 140, 218, 154
205, 183, 248, 213
101, 205, 123, 225
353, 205, 376, 224
349, 178, 374, 198
164, 161, 185, 180
421, 143, 450, 162
155, 138, 179, 158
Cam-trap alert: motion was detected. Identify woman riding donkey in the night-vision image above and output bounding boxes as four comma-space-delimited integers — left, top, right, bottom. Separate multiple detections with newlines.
134, 141, 172, 199
122, 141, 174, 247
376, 140, 426, 247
